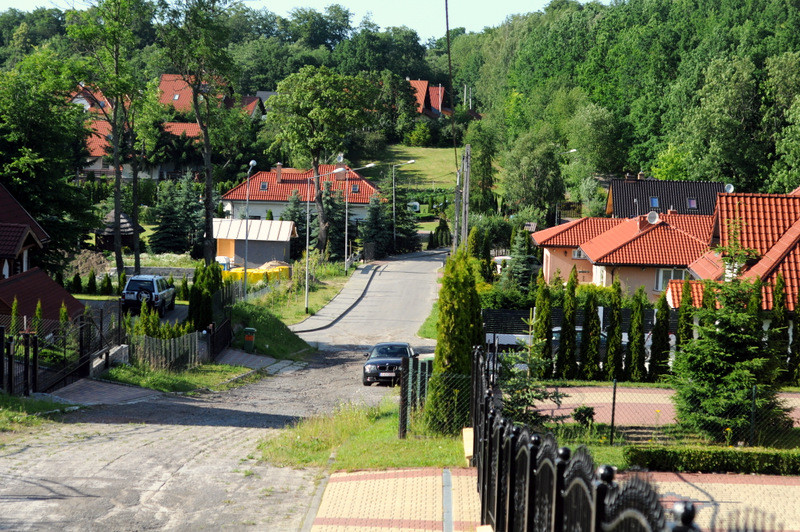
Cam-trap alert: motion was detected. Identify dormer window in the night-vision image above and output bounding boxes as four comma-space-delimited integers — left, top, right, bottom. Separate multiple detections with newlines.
649, 196, 660, 209
572, 248, 587, 260
172, 94, 179, 101
351, 184, 359, 193
687, 197, 697, 209
259, 182, 268, 191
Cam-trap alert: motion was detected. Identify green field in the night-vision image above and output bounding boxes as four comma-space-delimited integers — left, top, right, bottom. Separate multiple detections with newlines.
355, 145, 460, 193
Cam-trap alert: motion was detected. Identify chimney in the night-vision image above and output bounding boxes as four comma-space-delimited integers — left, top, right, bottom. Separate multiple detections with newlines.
275, 162, 282, 183
625, 172, 634, 180
638, 215, 648, 232
334, 162, 347, 180
668, 208, 677, 215
637, 171, 645, 180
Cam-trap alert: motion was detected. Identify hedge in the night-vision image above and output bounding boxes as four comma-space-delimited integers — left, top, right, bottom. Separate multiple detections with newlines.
624, 445, 800, 475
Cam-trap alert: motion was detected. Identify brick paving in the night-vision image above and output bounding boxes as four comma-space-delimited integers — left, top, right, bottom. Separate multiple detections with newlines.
216, 347, 308, 374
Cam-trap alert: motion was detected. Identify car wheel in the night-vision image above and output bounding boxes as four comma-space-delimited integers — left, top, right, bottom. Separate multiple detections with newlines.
168, 297, 176, 311
362, 379, 371, 386
158, 302, 165, 318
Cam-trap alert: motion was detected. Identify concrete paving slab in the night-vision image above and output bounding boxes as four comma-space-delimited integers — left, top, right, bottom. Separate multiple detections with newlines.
50, 379, 161, 406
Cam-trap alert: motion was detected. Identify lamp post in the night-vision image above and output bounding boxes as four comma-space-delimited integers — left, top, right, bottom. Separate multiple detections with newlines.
344, 163, 375, 272
243, 159, 257, 296
391, 160, 415, 251
305, 166, 346, 314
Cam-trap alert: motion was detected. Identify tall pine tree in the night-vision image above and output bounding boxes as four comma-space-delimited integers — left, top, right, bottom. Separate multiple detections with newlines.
559, 266, 578, 379
677, 280, 694, 350
605, 277, 624, 381
579, 288, 601, 380
628, 286, 647, 382
769, 273, 790, 381
650, 292, 671, 382
532, 270, 552, 376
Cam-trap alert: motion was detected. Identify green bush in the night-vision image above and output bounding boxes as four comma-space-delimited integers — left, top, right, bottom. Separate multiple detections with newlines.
86, 269, 97, 295
230, 301, 309, 358
70, 273, 82, 294
624, 445, 800, 475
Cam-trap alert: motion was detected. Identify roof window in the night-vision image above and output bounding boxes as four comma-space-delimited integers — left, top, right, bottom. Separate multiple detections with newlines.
649, 196, 660, 209
172, 94, 179, 100
259, 182, 268, 191
687, 197, 697, 209
351, 184, 359, 193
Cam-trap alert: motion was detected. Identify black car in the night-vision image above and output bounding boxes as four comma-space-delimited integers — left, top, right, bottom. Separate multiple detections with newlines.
362, 342, 416, 386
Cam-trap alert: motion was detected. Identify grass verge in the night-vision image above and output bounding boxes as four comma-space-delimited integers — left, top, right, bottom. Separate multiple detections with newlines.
259, 396, 464, 471
231, 301, 309, 359
0, 394, 66, 433
418, 300, 439, 339
101, 363, 255, 393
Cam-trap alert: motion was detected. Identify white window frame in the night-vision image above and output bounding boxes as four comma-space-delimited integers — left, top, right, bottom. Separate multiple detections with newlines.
572, 248, 587, 260
655, 268, 689, 291
259, 182, 268, 191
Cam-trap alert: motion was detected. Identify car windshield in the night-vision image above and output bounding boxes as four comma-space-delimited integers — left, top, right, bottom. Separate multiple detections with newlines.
126, 280, 153, 291
370, 345, 409, 359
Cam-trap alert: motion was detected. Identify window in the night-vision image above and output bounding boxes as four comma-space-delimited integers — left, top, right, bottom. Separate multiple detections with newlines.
572, 248, 587, 260
687, 197, 698, 209
656, 268, 689, 291
259, 182, 268, 191
172, 94, 179, 101
351, 184, 359, 193
650, 196, 660, 209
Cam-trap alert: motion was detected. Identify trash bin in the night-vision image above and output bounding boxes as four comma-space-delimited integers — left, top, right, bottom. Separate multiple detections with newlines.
244, 327, 256, 353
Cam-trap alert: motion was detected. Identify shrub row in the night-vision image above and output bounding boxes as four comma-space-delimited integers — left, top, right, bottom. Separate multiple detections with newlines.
623, 445, 800, 475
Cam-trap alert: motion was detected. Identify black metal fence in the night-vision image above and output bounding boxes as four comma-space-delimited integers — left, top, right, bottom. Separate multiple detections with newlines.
471, 347, 780, 532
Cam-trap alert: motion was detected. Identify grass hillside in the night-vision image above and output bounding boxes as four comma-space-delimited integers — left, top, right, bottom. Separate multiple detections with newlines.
356, 145, 460, 193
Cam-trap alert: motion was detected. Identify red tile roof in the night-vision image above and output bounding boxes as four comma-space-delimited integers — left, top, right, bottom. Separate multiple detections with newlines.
70, 84, 112, 113
531, 218, 624, 247
0, 224, 41, 259
0, 267, 85, 320
408, 79, 428, 113
0, 183, 49, 244
159, 74, 194, 112
221, 164, 379, 205
87, 119, 111, 157
666, 279, 706, 308
164, 122, 201, 138
428, 85, 445, 112
688, 250, 724, 280
580, 214, 713, 266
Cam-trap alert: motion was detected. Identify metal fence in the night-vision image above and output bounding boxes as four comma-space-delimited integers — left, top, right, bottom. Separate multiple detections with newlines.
471, 347, 782, 532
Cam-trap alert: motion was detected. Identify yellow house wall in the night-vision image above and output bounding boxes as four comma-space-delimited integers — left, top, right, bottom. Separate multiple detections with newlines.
610, 266, 663, 302
542, 247, 593, 284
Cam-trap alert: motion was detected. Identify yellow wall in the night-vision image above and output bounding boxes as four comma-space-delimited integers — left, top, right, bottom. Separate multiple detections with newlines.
217, 239, 234, 258
603, 266, 662, 302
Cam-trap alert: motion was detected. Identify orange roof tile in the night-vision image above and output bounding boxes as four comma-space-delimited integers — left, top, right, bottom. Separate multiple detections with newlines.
666, 279, 705, 308
408, 79, 428, 113
221, 164, 379, 205
164, 122, 201, 138
531, 218, 623, 247
579, 213, 713, 266
87, 119, 111, 157
688, 250, 724, 280
428, 85, 445, 111
159, 74, 194, 112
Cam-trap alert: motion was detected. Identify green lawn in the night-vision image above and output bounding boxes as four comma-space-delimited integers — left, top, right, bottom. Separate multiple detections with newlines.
0, 395, 68, 433
101, 363, 256, 393
355, 145, 459, 193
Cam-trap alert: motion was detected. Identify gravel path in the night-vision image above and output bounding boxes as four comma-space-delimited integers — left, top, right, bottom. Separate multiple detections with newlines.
0, 349, 392, 531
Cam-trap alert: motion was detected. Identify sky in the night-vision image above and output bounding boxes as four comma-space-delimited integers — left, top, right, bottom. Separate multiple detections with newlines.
1, 0, 553, 42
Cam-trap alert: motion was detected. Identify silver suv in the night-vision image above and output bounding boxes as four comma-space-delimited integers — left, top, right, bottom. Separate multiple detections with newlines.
121, 275, 176, 316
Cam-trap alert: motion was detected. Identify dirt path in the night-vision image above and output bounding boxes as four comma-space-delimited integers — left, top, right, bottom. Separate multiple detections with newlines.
0, 349, 391, 531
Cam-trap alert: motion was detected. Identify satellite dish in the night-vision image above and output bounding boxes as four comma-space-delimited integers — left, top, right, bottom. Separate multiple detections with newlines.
646, 211, 660, 225
724, 183, 735, 193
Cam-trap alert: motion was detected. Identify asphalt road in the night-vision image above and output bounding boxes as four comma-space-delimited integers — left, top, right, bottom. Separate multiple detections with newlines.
0, 252, 443, 531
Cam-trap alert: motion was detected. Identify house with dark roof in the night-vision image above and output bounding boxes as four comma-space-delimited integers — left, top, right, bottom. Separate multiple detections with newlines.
667, 191, 800, 311
221, 163, 380, 222
0, 184, 83, 321
532, 212, 714, 302
94, 210, 145, 252
605, 176, 726, 218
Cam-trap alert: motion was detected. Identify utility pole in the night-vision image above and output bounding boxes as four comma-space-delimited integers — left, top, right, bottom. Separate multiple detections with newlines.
461, 144, 471, 246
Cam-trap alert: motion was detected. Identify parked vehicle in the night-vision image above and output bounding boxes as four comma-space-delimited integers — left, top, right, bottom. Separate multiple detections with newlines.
362, 342, 416, 386
121, 275, 176, 317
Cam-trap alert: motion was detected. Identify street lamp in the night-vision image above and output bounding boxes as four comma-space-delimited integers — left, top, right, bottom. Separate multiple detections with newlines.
344, 163, 375, 272
243, 159, 257, 296
391, 160, 415, 251
305, 166, 346, 314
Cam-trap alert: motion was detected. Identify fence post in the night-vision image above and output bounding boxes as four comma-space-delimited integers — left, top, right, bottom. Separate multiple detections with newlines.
6, 337, 13, 394
551, 447, 571, 532
398, 357, 409, 439
750, 384, 757, 446
32, 334, 38, 393
609, 379, 618, 446
410, 356, 419, 409
594, 464, 615, 530
22, 333, 30, 396
0, 327, 4, 393
503, 425, 520, 532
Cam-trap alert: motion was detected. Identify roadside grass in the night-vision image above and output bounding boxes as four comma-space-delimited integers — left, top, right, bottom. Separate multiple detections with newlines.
585, 445, 627, 469
355, 145, 457, 192
259, 396, 464, 471
418, 300, 439, 339
120, 252, 203, 269
231, 301, 309, 359
101, 363, 255, 393
0, 394, 67, 433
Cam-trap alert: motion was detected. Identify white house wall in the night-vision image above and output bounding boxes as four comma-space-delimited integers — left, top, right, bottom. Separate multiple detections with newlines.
224, 200, 370, 222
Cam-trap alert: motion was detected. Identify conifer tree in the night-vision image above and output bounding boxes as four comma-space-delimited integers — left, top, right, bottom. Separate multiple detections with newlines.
558, 266, 578, 379
100, 274, 113, 295
505, 228, 536, 291
532, 270, 552, 376
71, 273, 83, 294
605, 277, 624, 380
769, 273, 790, 380
677, 280, 694, 349
579, 288, 601, 380
425, 247, 482, 434
33, 300, 43, 338
628, 286, 647, 382
650, 292, 671, 381
86, 269, 97, 295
